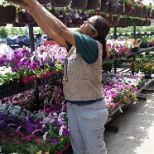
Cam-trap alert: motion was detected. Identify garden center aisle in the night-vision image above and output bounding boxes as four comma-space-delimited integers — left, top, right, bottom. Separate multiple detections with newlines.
105, 92, 154, 154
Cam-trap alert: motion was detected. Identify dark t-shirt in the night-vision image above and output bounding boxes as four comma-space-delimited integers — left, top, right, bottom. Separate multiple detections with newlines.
67, 32, 99, 64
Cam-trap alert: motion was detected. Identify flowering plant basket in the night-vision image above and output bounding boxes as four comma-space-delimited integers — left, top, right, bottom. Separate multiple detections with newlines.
107, 0, 118, 13
18, 11, 35, 24
100, 0, 110, 12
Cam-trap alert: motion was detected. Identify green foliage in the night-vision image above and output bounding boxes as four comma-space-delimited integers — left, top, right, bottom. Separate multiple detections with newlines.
0, 27, 7, 38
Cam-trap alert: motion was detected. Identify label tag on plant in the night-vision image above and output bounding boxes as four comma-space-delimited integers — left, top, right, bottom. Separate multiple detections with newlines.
118, 106, 123, 113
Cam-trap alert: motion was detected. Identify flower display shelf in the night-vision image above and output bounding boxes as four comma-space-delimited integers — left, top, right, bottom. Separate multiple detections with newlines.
57, 143, 73, 154
0, 6, 16, 24
117, 18, 127, 27
105, 102, 133, 133
141, 79, 154, 93
0, 71, 63, 99
130, 47, 139, 53
111, 16, 119, 27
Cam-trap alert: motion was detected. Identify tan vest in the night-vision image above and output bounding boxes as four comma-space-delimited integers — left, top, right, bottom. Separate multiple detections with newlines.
63, 41, 104, 102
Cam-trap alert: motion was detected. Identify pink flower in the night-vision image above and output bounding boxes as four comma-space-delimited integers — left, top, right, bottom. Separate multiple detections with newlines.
36, 138, 42, 143
25, 135, 31, 142
111, 92, 117, 98
16, 141, 21, 145
10, 133, 15, 136
20, 137, 25, 141
2, 134, 7, 138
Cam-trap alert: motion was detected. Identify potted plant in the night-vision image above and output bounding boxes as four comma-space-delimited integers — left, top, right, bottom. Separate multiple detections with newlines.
0, 2, 16, 24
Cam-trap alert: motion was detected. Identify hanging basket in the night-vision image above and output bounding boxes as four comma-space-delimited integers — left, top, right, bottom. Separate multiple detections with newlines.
144, 72, 152, 79
141, 19, 146, 26
125, 18, 131, 26
135, 19, 141, 26
0, 23, 6, 26
137, 7, 142, 17
86, 0, 101, 10
100, 0, 109, 12
146, 19, 151, 26
0, 6, 16, 24
38, 0, 51, 3
51, 0, 71, 7
130, 6, 138, 17
68, 18, 82, 28
107, 1, 118, 14
116, 3, 123, 14
111, 16, 119, 27
151, 10, 154, 18
141, 7, 151, 18
122, 3, 131, 15
71, 0, 88, 9
117, 18, 127, 27
18, 12, 35, 24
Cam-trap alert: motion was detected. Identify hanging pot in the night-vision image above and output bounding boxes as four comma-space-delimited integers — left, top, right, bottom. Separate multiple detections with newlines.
0, 6, 16, 24
68, 18, 82, 28
18, 12, 35, 24
146, 19, 151, 26
51, 0, 71, 7
151, 10, 154, 18
117, 18, 126, 27
144, 72, 152, 79
71, 0, 88, 9
122, 3, 131, 15
135, 19, 141, 26
107, 0, 118, 14
125, 18, 131, 26
116, 3, 123, 14
100, 0, 110, 12
86, 0, 101, 10
111, 16, 119, 27
38, 0, 51, 3
130, 6, 138, 17
0, 23, 6, 26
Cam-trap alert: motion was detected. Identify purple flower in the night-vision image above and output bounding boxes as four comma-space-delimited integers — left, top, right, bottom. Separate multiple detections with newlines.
26, 126, 34, 133
63, 129, 70, 137
52, 139, 58, 145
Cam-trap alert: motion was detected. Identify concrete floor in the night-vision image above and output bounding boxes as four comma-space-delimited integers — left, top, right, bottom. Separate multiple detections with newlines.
105, 92, 154, 154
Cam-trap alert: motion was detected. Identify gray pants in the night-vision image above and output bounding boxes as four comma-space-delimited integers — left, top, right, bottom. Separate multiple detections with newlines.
67, 99, 108, 154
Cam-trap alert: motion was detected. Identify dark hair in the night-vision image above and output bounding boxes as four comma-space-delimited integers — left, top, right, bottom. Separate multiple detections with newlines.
93, 15, 110, 59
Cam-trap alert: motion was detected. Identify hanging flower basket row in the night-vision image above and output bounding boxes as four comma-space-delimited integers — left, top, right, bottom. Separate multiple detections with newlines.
109, 17, 151, 27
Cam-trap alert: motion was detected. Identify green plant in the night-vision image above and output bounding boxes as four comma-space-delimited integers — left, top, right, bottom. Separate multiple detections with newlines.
0, 28, 7, 38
